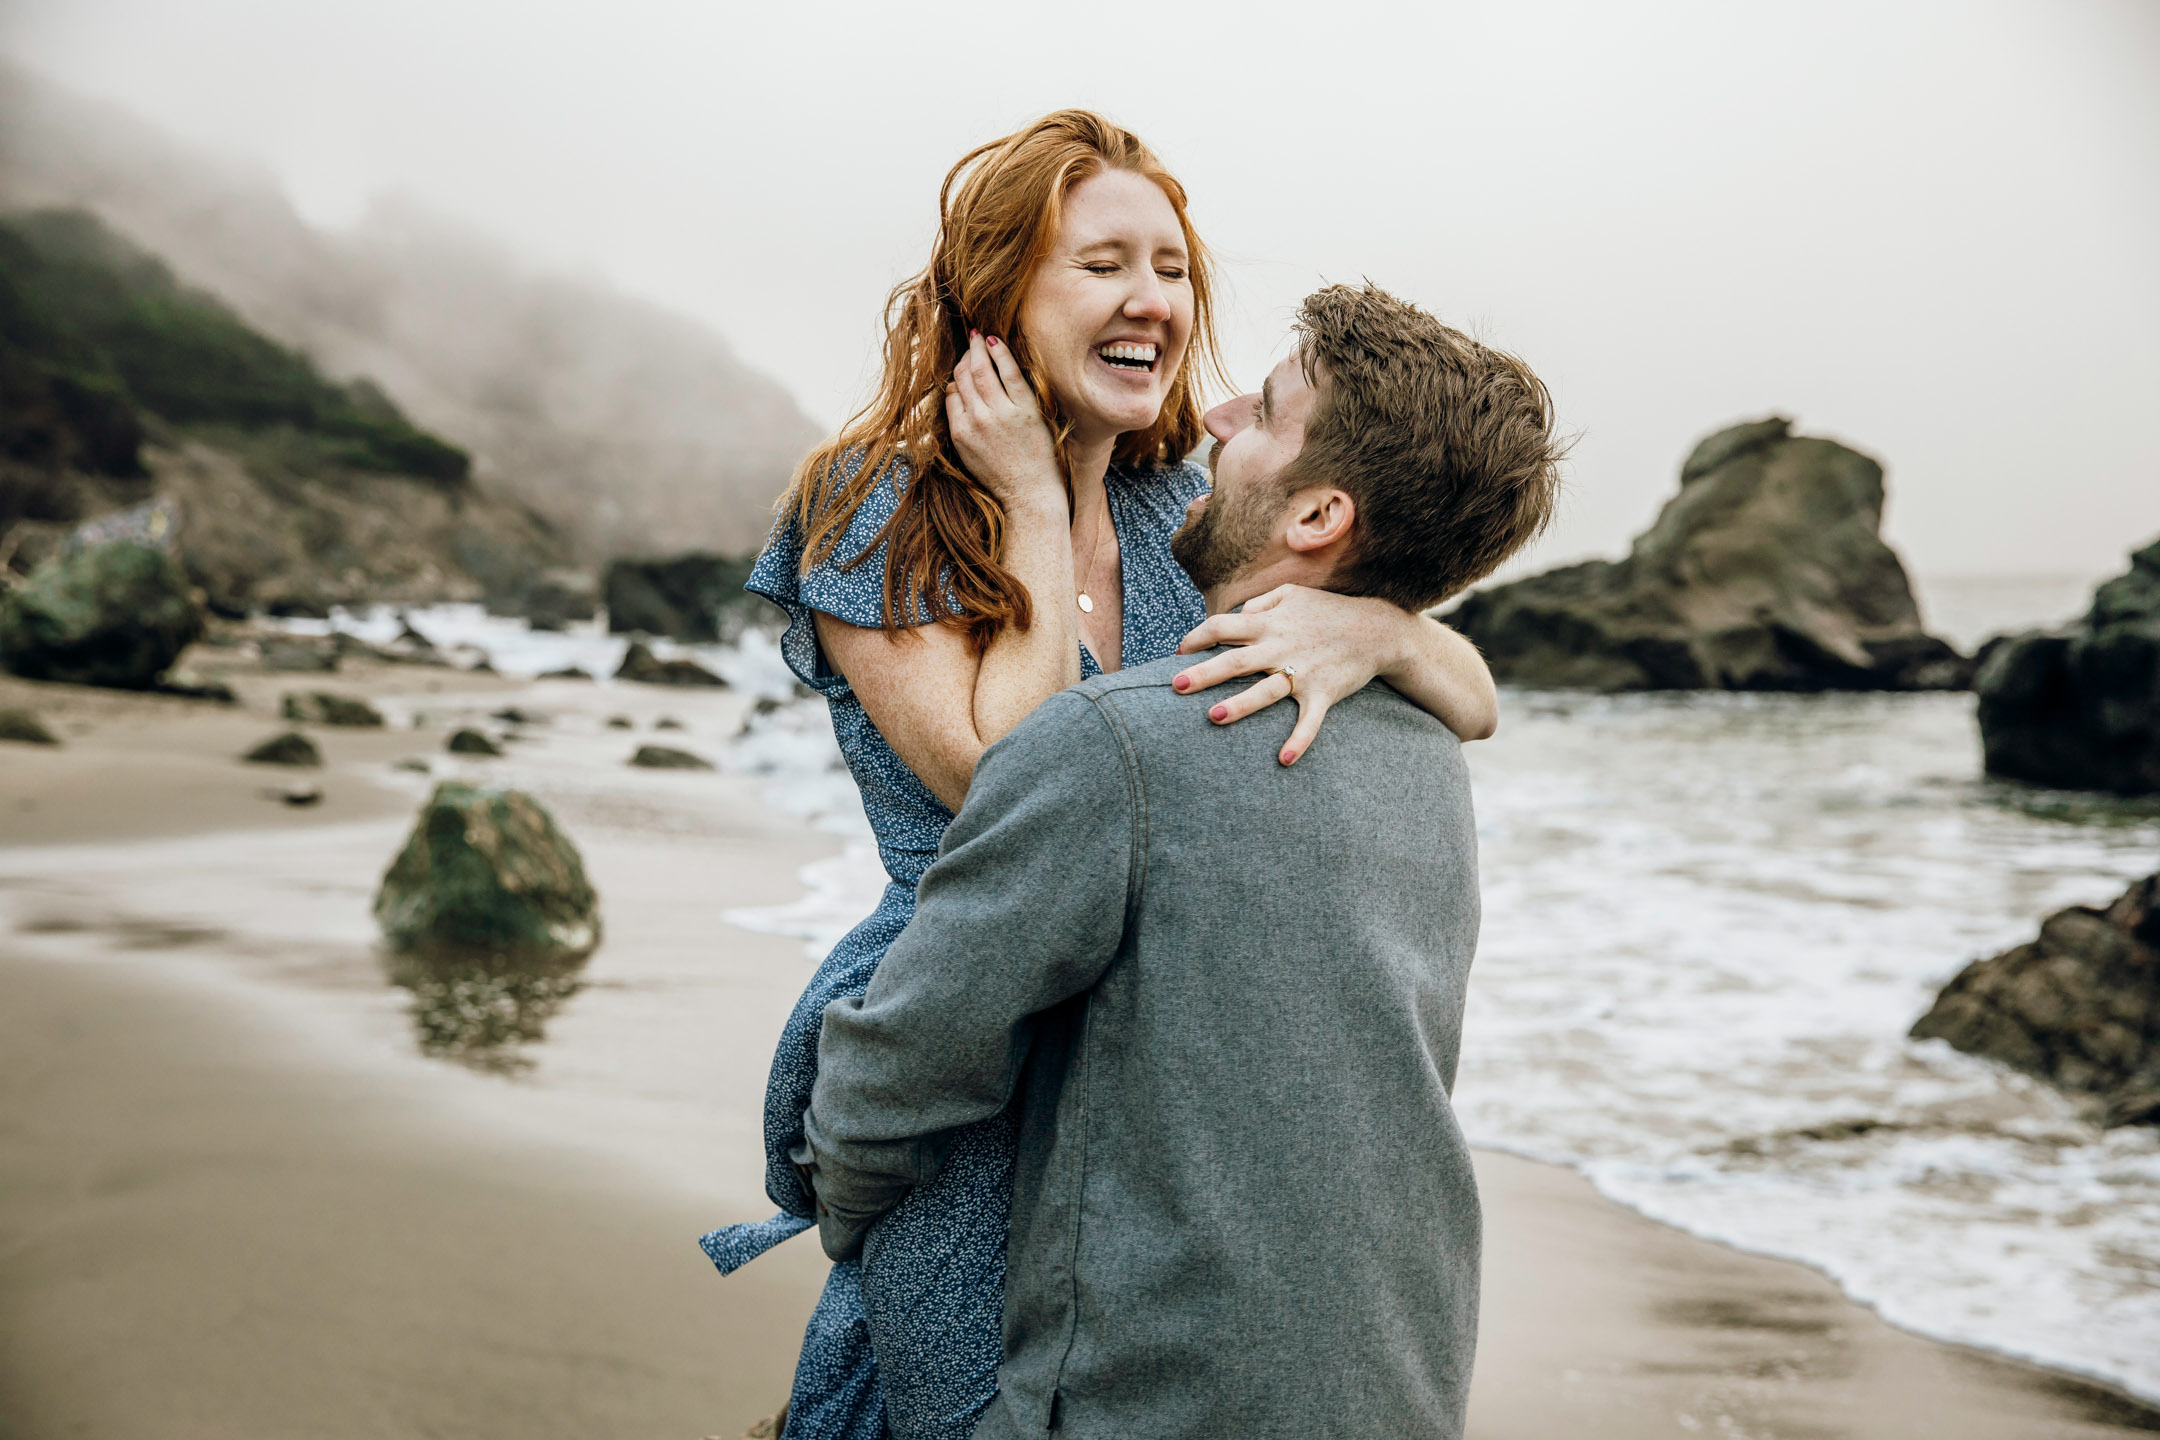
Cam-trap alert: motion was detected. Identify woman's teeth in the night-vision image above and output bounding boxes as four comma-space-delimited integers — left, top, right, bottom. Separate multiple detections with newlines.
1098, 342, 1158, 373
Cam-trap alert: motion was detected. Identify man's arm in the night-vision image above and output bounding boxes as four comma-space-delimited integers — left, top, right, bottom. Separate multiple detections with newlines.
799, 688, 1139, 1258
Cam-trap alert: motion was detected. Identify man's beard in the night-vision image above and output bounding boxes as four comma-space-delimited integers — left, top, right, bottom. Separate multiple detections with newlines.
1171, 482, 1273, 595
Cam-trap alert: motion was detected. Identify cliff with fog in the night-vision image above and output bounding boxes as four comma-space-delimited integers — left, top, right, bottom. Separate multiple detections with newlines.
0, 62, 820, 563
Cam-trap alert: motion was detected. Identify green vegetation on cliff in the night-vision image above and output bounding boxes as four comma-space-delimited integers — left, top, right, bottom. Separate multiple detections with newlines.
0, 208, 467, 482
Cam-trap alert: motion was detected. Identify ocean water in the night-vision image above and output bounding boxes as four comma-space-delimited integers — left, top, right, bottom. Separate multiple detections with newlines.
1460, 689, 2159, 1399
289, 591, 2160, 1401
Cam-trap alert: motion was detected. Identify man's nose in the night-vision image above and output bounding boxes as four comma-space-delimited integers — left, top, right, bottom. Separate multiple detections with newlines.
1204, 392, 1259, 444
1123, 274, 1173, 323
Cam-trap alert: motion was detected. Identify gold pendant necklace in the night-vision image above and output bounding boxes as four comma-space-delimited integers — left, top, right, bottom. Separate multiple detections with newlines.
1076, 495, 1110, 614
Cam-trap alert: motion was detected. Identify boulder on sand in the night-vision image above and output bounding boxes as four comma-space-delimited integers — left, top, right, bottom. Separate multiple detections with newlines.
1447, 418, 1969, 691
373, 781, 600, 964
1911, 871, 2160, 1127
614, 639, 725, 688
1973, 537, 2160, 795
282, 691, 386, 727
243, 730, 322, 767
0, 540, 204, 689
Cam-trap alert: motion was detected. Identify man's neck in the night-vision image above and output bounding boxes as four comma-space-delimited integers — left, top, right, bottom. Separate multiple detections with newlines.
1204, 554, 1338, 615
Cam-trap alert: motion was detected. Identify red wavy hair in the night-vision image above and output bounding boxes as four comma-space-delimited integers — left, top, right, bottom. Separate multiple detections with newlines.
786, 109, 1224, 651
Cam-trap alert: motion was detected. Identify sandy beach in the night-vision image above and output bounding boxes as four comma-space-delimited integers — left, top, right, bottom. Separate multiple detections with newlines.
2, 653, 2155, 1440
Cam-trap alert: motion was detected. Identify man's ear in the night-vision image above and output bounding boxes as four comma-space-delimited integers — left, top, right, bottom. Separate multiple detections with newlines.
1282, 487, 1356, 555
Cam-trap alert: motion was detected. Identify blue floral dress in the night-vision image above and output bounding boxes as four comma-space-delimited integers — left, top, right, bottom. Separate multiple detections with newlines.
702, 454, 1210, 1440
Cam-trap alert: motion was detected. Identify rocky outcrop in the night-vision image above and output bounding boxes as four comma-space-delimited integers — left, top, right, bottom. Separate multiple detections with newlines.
0, 207, 566, 616
614, 639, 725, 688
605, 553, 764, 642
1973, 538, 2160, 795
373, 782, 600, 964
282, 691, 384, 727
0, 67, 821, 562
0, 538, 203, 688
1447, 418, 1969, 691
1912, 872, 2160, 1127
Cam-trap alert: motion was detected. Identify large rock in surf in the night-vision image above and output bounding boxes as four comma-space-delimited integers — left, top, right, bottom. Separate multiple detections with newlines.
1447, 418, 1969, 691
605, 553, 761, 642
0, 539, 204, 689
1912, 871, 2160, 1127
1973, 537, 2160, 795
373, 781, 600, 963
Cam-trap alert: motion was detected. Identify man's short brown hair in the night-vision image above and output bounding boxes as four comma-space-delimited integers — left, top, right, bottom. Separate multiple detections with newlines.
1280, 283, 1562, 610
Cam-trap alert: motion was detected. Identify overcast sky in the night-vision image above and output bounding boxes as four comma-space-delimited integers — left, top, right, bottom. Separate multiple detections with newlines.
4, 0, 2155, 584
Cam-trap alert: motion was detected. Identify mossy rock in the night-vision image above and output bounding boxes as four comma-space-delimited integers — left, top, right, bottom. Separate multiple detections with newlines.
373, 782, 600, 964
0, 708, 60, 745
0, 540, 204, 689
243, 730, 322, 767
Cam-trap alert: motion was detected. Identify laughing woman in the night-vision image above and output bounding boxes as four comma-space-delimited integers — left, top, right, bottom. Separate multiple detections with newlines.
701, 111, 1500, 1440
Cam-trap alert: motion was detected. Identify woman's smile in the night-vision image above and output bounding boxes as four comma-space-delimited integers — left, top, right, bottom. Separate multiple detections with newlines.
1095, 340, 1161, 374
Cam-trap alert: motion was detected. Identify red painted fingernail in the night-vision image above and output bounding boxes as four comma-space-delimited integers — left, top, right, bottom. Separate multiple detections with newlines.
986, 335, 1000, 347
1173, 674, 1190, 691
1281, 748, 1298, 765
1210, 705, 1229, 722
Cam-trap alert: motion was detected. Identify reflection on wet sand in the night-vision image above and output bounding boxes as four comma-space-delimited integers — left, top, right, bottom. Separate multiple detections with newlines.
382, 942, 589, 1073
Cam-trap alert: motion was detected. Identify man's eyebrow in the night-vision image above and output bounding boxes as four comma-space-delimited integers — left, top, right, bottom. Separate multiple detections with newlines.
1259, 376, 1274, 427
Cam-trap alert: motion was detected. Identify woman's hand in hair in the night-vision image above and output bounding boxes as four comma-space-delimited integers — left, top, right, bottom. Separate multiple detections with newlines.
1172, 586, 1500, 763
946, 332, 1066, 519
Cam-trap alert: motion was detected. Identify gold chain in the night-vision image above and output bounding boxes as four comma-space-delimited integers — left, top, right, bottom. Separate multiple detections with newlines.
1076, 494, 1113, 614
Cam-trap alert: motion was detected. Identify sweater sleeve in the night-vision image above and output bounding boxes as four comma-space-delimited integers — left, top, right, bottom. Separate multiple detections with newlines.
797, 688, 1139, 1257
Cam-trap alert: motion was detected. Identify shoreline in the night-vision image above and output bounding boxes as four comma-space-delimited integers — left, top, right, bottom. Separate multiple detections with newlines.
2, 659, 2156, 1437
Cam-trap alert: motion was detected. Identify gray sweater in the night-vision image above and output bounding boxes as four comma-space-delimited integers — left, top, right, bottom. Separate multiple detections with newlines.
801, 651, 1483, 1440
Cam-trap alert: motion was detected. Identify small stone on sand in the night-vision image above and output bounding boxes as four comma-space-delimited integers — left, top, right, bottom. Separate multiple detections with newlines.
0, 708, 60, 746
447, 728, 503, 757
629, 744, 713, 770
282, 691, 386, 727
243, 731, 323, 767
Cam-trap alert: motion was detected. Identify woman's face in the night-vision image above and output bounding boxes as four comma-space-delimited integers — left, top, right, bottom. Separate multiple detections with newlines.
1018, 169, 1194, 451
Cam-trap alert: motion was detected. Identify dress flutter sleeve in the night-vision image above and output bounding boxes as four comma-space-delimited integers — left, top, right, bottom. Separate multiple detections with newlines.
745, 456, 927, 701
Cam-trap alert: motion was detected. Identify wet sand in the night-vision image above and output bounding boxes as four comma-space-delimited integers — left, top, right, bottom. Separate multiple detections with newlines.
2, 657, 2155, 1439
